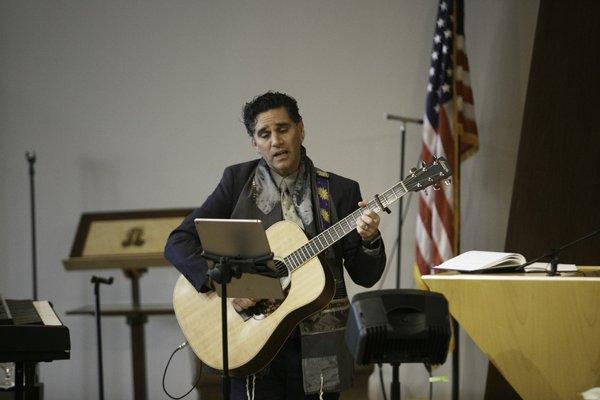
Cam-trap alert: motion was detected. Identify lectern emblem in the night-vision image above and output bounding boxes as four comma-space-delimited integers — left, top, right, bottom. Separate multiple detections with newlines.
122, 227, 145, 247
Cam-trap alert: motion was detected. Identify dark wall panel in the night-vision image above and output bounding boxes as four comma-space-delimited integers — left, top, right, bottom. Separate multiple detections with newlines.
505, 0, 600, 264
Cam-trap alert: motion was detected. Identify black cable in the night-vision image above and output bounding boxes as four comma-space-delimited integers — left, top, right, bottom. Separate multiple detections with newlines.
162, 342, 203, 400
378, 363, 388, 400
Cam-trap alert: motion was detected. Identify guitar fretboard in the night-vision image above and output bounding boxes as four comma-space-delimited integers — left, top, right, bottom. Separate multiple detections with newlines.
283, 181, 408, 271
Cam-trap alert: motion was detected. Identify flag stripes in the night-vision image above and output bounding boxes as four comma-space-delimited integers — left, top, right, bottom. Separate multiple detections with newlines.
415, 0, 479, 279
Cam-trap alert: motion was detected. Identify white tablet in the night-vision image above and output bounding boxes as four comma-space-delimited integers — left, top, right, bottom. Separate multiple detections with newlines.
194, 218, 285, 299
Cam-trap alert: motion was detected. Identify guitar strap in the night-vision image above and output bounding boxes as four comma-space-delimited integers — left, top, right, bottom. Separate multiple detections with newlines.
299, 167, 355, 394
314, 168, 332, 230
313, 168, 348, 301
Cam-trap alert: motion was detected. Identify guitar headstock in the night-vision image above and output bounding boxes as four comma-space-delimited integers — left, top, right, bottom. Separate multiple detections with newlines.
404, 156, 452, 192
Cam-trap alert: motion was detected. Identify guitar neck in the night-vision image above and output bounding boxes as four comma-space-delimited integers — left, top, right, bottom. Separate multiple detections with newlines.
285, 180, 408, 271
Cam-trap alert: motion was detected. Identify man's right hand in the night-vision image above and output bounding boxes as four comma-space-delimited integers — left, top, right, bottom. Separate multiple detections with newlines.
231, 298, 257, 312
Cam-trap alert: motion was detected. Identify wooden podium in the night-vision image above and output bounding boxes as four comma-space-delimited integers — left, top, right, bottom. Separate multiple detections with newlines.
423, 270, 600, 400
63, 209, 192, 400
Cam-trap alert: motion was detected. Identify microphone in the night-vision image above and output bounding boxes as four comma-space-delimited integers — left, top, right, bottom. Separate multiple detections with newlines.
385, 113, 423, 125
25, 151, 36, 163
91, 276, 114, 285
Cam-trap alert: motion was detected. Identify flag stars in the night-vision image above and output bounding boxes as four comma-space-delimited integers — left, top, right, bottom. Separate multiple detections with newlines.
444, 29, 452, 38
442, 45, 448, 54
440, 2, 448, 11
432, 51, 439, 60
429, 67, 435, 76
446, 69, 452, 77
441, 84, 450, 93
427, 83, 433, 92
437, 18, 445, 28
434, 34, 441, 44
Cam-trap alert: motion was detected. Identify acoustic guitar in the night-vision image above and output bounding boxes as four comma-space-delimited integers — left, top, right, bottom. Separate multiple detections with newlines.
172, 156, 451, 376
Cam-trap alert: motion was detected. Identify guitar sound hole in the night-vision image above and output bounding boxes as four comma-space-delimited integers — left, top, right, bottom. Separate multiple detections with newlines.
249, 259, 290, 320
273, 259, 289, 278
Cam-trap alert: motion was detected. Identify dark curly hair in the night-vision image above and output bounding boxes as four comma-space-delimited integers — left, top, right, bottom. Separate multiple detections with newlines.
242, 91, 302, 136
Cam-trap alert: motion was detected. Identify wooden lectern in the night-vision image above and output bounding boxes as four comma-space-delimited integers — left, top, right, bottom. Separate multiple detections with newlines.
423, 269, 600, 400
63, 209, 192, 400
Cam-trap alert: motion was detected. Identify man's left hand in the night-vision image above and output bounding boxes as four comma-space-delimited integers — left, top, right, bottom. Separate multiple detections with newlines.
356, 200, 381, 241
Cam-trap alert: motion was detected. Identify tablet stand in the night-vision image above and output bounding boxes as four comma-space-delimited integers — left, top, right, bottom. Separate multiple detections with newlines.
200, 251, 275, 400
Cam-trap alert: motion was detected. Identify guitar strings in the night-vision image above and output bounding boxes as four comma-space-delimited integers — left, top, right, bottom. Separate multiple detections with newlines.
284, 161, 446, 272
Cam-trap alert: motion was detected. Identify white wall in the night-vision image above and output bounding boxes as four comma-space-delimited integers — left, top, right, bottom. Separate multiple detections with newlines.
0, 1, 539, 399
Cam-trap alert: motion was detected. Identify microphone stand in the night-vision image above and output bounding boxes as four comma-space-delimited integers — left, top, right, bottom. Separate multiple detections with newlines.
515, 227, 600, 276
201, 252, 275, 400
23, 152, 42, 398
385, 113, 423, 400
384, 114, 423, 289
25, 152, 37, 301
92, 276, 114, 400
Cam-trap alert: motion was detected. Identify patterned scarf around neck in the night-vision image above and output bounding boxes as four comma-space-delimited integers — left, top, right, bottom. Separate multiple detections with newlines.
252, 147, 314, 228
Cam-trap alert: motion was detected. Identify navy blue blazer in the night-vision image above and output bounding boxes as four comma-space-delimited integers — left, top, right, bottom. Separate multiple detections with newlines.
164, 159, 385, 292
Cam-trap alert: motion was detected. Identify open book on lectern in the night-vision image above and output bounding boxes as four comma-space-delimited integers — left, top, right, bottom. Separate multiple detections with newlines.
433, 250, 577, 273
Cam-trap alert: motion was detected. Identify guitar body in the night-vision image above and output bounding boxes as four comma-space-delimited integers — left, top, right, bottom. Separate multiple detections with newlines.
172, 220, 335, 377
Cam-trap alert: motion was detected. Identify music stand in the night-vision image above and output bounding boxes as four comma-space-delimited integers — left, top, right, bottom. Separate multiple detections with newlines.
195, 219, 284, 400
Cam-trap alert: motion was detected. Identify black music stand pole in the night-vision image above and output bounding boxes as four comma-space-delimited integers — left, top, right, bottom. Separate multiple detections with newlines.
92, 276, 113, 400
220, 277, 230, 400
201, 252, 275, 400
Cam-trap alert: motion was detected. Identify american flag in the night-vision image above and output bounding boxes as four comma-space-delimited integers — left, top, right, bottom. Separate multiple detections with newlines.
415, 0, 479, 280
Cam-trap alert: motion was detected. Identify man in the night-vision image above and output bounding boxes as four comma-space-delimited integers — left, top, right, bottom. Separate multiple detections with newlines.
165, 92, 386, 399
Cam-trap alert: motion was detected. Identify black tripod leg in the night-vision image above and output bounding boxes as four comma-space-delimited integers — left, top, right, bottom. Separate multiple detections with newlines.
221, 282, 230, 400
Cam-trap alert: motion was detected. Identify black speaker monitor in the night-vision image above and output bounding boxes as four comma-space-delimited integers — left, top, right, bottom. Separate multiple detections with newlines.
345, 289, 451, 366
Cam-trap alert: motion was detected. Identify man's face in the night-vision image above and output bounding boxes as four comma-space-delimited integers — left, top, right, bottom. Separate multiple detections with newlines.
252, 107, 304, 177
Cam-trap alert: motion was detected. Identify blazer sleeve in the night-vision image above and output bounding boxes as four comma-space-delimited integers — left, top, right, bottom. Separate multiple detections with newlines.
338, 180, 386, 288
164, 167, 236, 291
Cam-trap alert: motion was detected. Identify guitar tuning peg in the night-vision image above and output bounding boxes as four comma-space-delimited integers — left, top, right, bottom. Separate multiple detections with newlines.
421, 160, 427, 168
433, 184, 441, 191
410, 167, 417, 177
444, 178, 452, 185
432, 155, 438, 164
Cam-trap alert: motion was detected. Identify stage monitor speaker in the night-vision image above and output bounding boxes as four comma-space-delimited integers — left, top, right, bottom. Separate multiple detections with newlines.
345, 289, 451, 365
